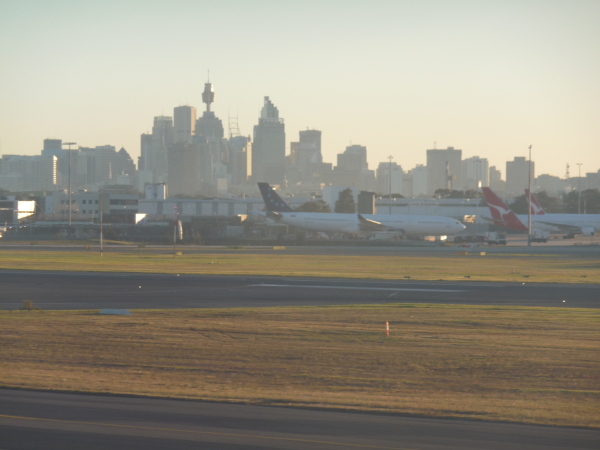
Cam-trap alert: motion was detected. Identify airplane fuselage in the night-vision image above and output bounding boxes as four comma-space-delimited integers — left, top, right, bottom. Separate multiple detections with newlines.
516, 214, 600, 234
273, 212, 465, 237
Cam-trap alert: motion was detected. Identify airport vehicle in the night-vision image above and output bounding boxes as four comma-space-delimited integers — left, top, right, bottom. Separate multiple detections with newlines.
484, 231, 507, 245
530, 229, 550, 243
258, 183, 465, 238
483, 187, 600, 237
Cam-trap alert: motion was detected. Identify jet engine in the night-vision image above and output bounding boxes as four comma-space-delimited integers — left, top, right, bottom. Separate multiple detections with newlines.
581, 227, 596, 236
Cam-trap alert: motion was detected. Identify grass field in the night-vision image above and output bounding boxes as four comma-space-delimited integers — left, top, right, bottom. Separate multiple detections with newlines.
0, 249, 599, 283
1, 304, 599, 428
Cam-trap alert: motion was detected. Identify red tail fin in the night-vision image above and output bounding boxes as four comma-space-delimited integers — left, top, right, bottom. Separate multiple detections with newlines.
481, 187, 528, 231
525, 189, 546, 215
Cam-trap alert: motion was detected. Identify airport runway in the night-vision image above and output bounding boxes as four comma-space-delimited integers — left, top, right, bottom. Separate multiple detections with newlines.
1, 270, 599, 310
1, 389, 598, 450
1, 238, 600, 257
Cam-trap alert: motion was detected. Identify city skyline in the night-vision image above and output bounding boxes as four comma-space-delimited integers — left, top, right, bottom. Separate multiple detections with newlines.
1, 0, 599, 179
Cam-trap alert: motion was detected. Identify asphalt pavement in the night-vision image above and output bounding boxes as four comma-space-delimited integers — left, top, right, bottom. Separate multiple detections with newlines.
1, 270, 599, 310
1, 389, 598, 450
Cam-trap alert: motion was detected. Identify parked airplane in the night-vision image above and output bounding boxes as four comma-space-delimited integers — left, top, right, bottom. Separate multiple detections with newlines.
523, 189, 600, 236
482, 187, 600, 236
258, 183, 465, 238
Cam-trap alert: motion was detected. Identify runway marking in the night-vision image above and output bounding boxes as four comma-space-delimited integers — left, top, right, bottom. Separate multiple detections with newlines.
250, 284, 464, 293
0, 414, 409, 449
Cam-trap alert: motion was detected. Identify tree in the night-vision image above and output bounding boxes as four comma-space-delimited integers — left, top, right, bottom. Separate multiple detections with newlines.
563, 189, 600, 214
334, 188, 356, 213
510, 195, 529, 214
295, 200, 331, 213
531, 191, 561, 213
380, 193, 404, 199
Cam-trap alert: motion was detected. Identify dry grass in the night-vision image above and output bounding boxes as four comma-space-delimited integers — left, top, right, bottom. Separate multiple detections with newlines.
1, 304, 598, 427
0, 250, 599, 283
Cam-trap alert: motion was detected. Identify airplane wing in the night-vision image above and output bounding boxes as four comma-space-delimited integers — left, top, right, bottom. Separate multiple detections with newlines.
532, 220, 580, 232
357, 214, 405, 234
357, 214, 387, 231
266, 211, 283, 221
481, 215, 509, 226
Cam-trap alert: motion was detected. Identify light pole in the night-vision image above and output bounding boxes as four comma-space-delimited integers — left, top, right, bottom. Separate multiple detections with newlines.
63, 142, 77, 227
527, 145, 532, 247
388, 155, 393, 214
475, 158, 481, 238
99, 192, 103, 257
577, 163, 583, 214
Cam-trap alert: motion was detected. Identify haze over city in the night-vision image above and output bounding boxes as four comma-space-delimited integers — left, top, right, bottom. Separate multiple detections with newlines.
1, 0, 599, 178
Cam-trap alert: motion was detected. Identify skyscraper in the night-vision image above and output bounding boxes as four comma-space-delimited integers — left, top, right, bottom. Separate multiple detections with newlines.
461, 156, 489, 190
332, 145, 375, 191
426, 146, 462, 195
173, 105, 196, 143
139, 116, 174, 183
289, 129, 323, 183
252, 97, 285, 185
506, 156, 534, 196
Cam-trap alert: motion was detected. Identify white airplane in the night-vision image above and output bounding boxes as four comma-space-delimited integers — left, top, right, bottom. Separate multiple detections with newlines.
482, 187, 600, 236
258, 183, 465, 238
524, 189, 600, 236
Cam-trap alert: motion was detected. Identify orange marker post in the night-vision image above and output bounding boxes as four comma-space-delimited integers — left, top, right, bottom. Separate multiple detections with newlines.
385, 321, 389, 337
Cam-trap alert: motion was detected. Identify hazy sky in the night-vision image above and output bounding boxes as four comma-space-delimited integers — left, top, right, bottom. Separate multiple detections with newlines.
1, 0, 599, 178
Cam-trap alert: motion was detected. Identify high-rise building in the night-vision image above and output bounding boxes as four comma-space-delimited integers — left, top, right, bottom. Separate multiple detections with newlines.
174, 105, 197, 143
228, 135, 250, 187
376, 161, 404, 196
426, 146, 462, 195
489, 165, 505, 194
167, 142, 200, 196
461, 156, 489, 190
506, 156, 534, 196
0, 155, 57, 192
332, 145, 376, 191
252, 97, 285, 185
42, 139, 63, 157
79, 145, 136, 188
288, 129, 324, 183
139, 116, 174, 183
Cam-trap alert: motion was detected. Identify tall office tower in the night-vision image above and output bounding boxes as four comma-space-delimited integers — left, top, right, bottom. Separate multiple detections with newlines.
488, 165, 503, 192
461, 156, 489, 191
332, 145, 376, 191
376, 161, 404, 196
288, 129, 324, 183
228, 135, 250, 187
0, 155, 57, 192
426, 146, 462, 195
174, 105, 197, 143
252, 97, 286, 185
139, 116, 174, 183
41, 139, 63, 157
506, 156, 534, 196
79, 145, 136, 188
167, 142, 200, 196
536, 174, 567, 196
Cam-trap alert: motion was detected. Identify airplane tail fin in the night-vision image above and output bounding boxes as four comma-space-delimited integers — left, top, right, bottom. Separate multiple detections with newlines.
481, 187, 528, 231
257, 183, 294, 212
525, 189, 546, 215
